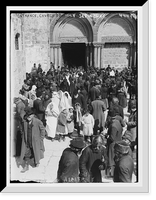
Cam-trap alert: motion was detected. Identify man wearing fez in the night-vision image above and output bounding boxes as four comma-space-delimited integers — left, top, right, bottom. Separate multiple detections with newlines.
113, 141, 134, 183
57, 137, 86, 183
18, 107, 46, 173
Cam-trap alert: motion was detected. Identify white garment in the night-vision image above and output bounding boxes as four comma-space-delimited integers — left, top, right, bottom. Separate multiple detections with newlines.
45, 101, 59, 138
52, 91, 61, 112
59, 91, 72, 111
110, 70, 115, 76
82, 114, 95, 136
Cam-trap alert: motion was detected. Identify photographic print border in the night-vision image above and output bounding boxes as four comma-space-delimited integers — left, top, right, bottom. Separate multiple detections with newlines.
4, 3, 149, 193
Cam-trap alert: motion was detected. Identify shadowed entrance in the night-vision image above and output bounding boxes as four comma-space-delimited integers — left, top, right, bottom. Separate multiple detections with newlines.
61, 43, 86, 69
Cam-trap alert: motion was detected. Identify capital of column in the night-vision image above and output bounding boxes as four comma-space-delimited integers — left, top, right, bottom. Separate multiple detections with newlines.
93, 42, 103, 48
50, 42, 61, 48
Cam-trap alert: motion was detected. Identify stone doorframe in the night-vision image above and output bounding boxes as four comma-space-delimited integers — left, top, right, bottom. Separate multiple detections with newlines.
50, 14, 94, 68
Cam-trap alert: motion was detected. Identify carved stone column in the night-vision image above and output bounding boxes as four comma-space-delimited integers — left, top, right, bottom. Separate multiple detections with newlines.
86, 43, 90, 67
129, 43, 133, 68
90, 43, 93, 67
97, 45, 101, 68
50, 47, 54, 63
58, 46, 62, 67
133, 41, 137, 67
94, 42, 102, 68
50, 43, 61, 69
94, 45, 98, 68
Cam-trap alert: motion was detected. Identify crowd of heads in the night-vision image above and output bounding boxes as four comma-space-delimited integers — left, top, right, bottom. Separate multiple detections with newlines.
18, 62, 137, 104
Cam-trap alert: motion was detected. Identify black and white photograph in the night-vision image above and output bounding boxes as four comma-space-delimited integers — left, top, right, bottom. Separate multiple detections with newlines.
5, 4, 149, 193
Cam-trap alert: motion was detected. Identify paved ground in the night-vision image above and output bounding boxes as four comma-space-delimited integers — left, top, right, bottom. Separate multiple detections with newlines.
10, 106, 136, 183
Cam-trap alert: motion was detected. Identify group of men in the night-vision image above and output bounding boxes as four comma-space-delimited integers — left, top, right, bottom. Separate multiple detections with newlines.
13, 62, 137, 183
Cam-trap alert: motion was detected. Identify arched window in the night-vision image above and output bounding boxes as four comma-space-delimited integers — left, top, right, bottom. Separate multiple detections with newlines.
15, 33, 20, 50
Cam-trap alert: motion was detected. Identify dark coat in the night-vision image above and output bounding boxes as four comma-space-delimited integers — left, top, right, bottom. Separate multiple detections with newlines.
101, 86, 108, 100
108, 85, 117, 102
113, 154, 134, 182
33, 98, 45, 121
79, 145, 108, 183
91, 99, 106, 131
80, 89, 88, 103
56, 112, 67, 134
72, 93, 87, 111
14, 100, 26, 157
57, 148, 80, 183
89, 86, 100, 102
69, 80, 75, 98
19, 116, 46, 165
127, 110, 137, 142
107, 119, 123, 168
109, 103, 124, 119
117, 89, 127, 108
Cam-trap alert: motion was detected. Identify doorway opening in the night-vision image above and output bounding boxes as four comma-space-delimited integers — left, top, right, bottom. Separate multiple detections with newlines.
61, 43, 86, 69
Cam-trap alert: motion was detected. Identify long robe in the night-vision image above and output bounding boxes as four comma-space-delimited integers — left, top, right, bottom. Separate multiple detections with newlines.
91, 99, 106, 133
18, 117, 46, 166
45, 101, 59, 138
52, 92, 60, 110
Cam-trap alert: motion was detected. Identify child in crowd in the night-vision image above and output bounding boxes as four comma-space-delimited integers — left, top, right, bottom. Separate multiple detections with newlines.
56, 108, 68, 142
66, 107, 75, 138
81, 109, 95, 143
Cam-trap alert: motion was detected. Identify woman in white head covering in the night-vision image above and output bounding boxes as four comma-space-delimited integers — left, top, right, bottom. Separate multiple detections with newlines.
28, 85, 37, 107
52, 91, 61, 112
45, 101, 59, 141
59, 91, 72, 112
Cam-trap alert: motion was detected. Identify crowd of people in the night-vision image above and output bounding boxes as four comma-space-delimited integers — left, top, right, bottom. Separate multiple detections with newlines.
13, 61, 137, 183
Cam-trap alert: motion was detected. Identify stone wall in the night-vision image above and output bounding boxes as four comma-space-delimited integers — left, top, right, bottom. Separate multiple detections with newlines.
11, 14, 26, 98
23, 13, 50, 72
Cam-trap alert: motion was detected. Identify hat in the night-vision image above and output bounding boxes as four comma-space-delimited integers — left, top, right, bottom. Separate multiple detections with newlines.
70, 138, 86, 149
24, 107, 34, 117
122, 131, 133, 142
114, 141, 130, 154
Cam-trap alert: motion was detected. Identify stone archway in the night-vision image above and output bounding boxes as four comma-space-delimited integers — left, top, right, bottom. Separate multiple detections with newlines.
50, 15, 93, 68
97, 14, 136, 70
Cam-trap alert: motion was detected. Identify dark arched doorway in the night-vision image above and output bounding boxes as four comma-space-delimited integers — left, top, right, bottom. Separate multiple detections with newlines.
50, 15, 93, 69
61, 43, 86, 69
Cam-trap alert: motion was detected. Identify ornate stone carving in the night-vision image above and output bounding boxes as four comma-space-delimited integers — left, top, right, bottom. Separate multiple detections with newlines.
50, 43, 61, 48
58, 37, 87, 43
102, 36, 133, 43
119, 13, 137, 20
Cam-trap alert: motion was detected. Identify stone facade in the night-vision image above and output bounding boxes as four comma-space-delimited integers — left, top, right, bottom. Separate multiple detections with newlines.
10, 12, 137, 97
23, 13, 50, 72
11, 14, 25, 97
